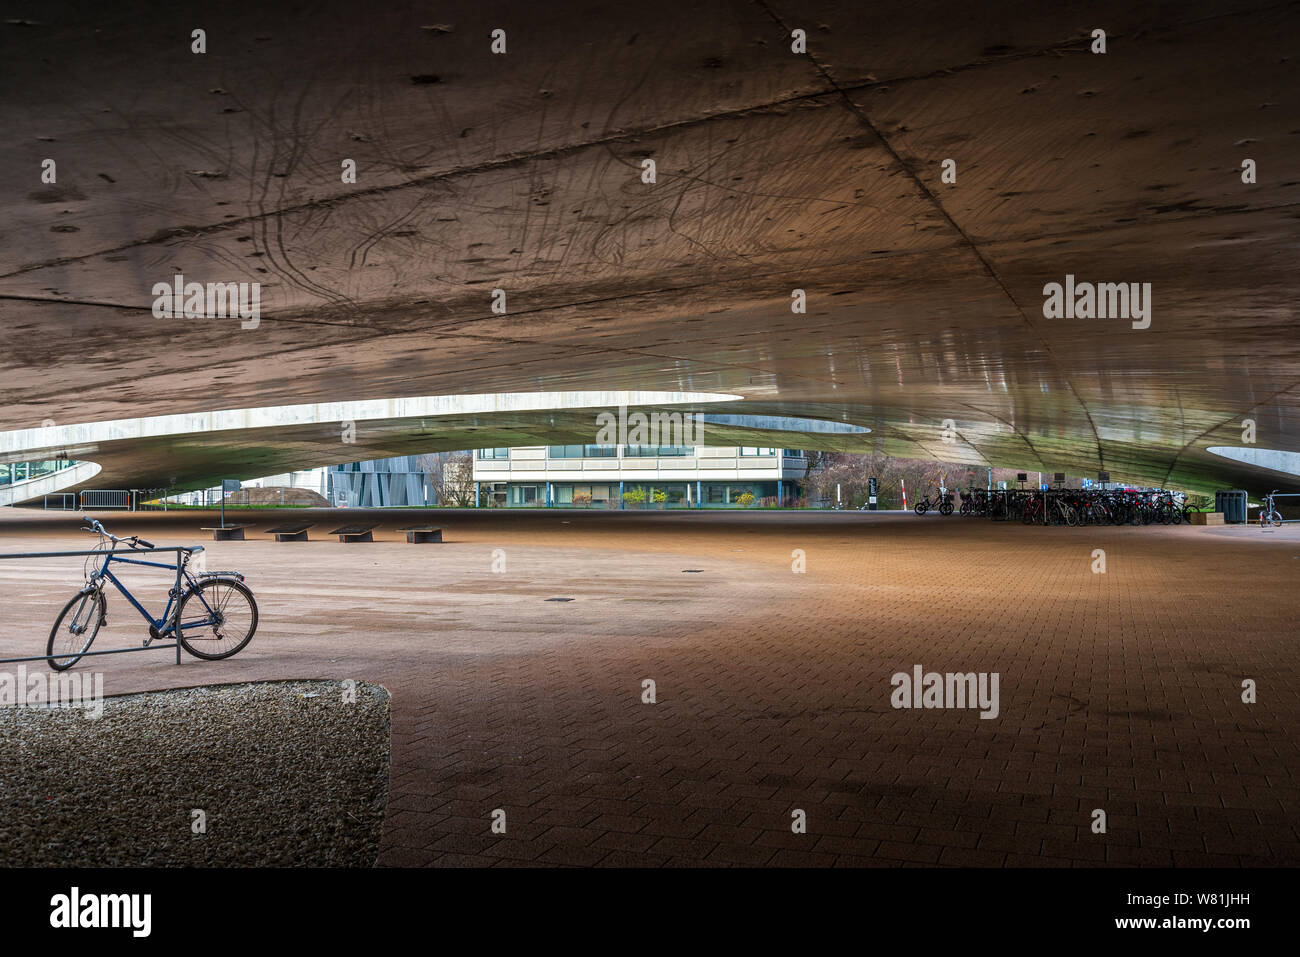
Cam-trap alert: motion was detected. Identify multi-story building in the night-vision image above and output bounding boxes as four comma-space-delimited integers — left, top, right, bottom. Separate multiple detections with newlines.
471, 445, 808, 507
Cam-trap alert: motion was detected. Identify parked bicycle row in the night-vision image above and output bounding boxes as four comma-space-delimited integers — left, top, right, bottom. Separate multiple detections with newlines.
915, 487, 1199, 526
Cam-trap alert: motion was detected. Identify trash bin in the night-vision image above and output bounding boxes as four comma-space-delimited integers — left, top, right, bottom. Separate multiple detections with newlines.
1215, 489, 1248, 524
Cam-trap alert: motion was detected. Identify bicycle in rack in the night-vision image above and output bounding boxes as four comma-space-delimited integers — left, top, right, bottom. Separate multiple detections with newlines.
46, 519, 259, 671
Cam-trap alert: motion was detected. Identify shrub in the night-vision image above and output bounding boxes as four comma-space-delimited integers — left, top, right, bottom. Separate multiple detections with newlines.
652, 489, 667, 504
573, 492, 592, 506
622, 487, 646, 505
735, 491, 756, 507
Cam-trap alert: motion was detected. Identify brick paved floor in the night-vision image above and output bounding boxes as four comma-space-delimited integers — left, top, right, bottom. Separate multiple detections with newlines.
1, 508, 1296, 867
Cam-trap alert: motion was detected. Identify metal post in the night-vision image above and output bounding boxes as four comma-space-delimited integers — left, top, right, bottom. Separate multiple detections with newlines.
546, 481, 553, 507
777, 480, 783, 507
474, 482, 480, 508
619, 480, 625, 509
696, 480, 702, 508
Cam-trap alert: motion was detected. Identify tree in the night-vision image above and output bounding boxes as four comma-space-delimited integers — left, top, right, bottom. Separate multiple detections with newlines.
417, 451, 475, 506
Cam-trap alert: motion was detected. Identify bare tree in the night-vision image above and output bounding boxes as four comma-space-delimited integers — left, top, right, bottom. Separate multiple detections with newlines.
417, 451, 476, 507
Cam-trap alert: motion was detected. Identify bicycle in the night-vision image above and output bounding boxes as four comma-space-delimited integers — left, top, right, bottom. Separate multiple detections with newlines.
1259, 490, 1283, 528
913, 489, 954, 516
46, 519, 259, 671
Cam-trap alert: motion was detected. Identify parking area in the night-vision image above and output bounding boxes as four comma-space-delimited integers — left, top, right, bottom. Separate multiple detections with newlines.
2, 507, 1297, 867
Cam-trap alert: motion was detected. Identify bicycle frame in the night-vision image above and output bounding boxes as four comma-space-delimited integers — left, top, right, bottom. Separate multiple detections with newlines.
89, 547, 215, 637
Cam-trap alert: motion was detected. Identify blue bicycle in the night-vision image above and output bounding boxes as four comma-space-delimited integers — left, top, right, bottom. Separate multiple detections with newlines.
46, 519, 259, 671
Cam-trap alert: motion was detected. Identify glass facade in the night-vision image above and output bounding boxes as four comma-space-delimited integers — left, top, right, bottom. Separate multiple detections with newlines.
623, 446, 693, 457
0, 459, 78, 486
547, 445, 617, 458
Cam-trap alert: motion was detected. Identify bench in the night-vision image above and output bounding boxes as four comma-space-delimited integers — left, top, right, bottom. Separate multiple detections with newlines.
398, 525, 443, 543
265, 522, 314, 542
328, 523, 380, 543
200, 523, 253, 541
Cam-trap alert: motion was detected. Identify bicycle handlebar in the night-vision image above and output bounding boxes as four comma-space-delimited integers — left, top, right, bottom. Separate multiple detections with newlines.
81, 519, 154, 549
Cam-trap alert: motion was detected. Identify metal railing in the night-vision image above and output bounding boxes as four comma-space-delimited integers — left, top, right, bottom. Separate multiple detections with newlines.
1259, 491, 1300, 525
0, 546, 185, 666
78, 489, 132, 509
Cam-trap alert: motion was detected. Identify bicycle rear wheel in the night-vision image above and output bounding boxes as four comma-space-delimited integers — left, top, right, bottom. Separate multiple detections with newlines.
177, 578, 259, 660
46, 589, 106, 671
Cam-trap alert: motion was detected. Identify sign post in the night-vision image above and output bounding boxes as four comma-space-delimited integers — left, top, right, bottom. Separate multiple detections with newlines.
868, 477, 878, 511
220, 479, 240, 529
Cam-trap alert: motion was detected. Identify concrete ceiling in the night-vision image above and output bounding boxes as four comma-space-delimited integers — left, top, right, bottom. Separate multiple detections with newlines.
1, 0, 1298, 495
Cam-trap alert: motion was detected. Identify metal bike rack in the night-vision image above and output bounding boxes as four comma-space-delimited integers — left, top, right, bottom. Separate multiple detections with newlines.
1259, 492, 1300, 525
0, 545, 187, 666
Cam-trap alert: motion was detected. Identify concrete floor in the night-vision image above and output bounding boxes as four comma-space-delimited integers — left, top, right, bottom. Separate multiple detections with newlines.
1, 507, 1297, 867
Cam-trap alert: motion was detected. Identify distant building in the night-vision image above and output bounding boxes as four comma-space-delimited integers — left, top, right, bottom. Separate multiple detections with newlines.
327, 456, 433, 508
471, 445, 808, 507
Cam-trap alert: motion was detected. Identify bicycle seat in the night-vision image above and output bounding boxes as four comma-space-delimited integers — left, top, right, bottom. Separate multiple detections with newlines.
182, 545, 205, 554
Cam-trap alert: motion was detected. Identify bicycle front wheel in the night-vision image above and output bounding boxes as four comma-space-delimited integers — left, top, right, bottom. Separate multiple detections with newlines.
177, 578, 259, 660
47, 589, 106, 671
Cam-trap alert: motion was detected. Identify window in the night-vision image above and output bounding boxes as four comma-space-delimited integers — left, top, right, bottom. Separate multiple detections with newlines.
624, 446, 693, 457
509, 485, 538, 505
548, 445, 617, 458
477, 448, 510, 460
739, 447, 777, 456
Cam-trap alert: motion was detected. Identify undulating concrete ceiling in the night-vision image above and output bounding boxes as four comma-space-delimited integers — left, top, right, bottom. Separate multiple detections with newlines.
1, 0, 1298, 495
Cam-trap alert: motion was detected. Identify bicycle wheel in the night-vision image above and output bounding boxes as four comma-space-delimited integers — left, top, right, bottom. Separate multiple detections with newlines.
46, 589, 106, 671
177, 578, 259, 660
1268, 510, 1283, 528
914, 503, 928, 515
939, 502, 954, 516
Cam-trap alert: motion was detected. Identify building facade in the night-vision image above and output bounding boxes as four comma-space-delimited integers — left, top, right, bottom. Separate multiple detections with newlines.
472, 445, 808, 507
327, 456, 433, 508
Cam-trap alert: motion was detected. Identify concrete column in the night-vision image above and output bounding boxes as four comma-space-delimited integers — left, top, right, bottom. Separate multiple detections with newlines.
546, 481, 553, 507
777, 480, 783, 507
696, 480, 702, 508
474, 482, 480, 508
619, 480, 625, 509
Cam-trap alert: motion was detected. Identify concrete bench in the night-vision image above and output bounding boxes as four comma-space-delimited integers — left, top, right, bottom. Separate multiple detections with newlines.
328, 523, 379, 543
398, 525, 443, 543
265, 522, 314, 542
200, 523, 253, 541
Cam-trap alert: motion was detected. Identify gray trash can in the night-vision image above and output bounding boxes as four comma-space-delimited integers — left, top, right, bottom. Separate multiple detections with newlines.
1215, 489, 1248, 524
